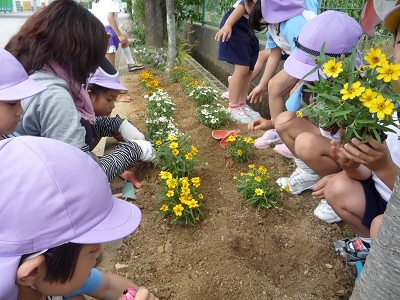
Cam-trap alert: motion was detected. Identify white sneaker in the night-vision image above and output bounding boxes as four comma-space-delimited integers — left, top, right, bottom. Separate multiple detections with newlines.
314, 199, 342, 223
279, 167, 320, 195
228, 106, 252, 123
240, 104, 260, 119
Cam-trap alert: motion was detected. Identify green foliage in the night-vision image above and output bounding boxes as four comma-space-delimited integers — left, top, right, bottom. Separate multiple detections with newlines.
196, 103, 230, 129
156, 171, 205, 225
175, 0, 202, 26
234, 164, 286, 210
169, 65, 189, 83
188, 85, 219, 105
225, 134, 255, 163
153, 134, 200, 178
134, 47, 167, 70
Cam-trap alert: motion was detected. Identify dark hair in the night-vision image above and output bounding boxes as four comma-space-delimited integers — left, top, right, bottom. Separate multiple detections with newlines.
5, 0, 108, 84
20, 243, 83, 283
248, 0, 267, 32
87, 83, 109, 96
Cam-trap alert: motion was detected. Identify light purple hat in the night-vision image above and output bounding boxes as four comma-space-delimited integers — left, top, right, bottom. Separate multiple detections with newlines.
88, 68, 128, 91
0, 136, 141, 299
262, 0, 305, 23
0, 48, 47, 100
284, 10, 362, 81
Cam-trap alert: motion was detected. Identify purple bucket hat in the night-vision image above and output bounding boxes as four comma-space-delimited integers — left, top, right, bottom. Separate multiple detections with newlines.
261, 0, 305, 23
0, 136, 141, 299
88, 68, 128, 91
284, 10, 362, 81
0, 48, 47, 101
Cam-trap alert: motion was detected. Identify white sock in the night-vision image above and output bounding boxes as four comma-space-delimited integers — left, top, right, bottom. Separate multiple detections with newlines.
122, 47, 135, 65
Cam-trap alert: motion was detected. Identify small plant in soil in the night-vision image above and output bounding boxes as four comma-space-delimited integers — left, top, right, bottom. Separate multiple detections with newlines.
225, 134, 255, 163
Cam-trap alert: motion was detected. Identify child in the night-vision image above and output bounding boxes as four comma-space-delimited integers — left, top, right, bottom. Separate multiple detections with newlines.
314, 5, 400, 264
272, 11, 362, 224
215, 0, 261, 123
0, 136, 158, 299
0, 48, 46, 140
247, 0, 318, 151
91, 0, 144, 73
6, 0, 154, 182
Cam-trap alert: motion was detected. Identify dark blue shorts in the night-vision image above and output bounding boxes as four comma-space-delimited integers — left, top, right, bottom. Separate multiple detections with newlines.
218, 9, 259, 70
360, 177, 388, 227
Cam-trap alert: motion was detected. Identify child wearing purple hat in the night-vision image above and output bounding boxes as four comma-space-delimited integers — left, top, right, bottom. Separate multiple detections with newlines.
271, 11, 362, 222
5, 0, 154, 183
247, 0, 318, 152
0, 48, 46, 140
0, 136, 158, 300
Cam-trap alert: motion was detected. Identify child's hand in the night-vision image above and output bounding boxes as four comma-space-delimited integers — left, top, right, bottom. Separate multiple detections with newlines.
248, 116, 269, 131
248, 84, 266, 103
330, 140, 359, 170
311, 175, 335, 200
341, 136, 392, 173
118, 34, 128, 45
215, 25, 232, 42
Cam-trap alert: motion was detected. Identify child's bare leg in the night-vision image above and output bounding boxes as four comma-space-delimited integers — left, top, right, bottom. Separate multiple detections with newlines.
229, 64, 250, 106
251, 49, 271, 82
267, 69, 298, 124
370, 214, 384, 243
239, 70, 252, 103
325, 173, 371, 237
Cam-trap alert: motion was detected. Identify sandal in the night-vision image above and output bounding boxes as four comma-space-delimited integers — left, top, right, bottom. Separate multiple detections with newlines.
211, 129, 240, 140
119, 171, 143, 189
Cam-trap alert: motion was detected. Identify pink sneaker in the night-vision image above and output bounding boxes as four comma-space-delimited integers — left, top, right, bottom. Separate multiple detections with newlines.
222, 91, 229, 99
254, 129, 281, 149
273, 143, 294, 158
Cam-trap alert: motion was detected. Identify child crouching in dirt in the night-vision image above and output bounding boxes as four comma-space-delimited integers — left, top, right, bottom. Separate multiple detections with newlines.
0, 136, 158, 300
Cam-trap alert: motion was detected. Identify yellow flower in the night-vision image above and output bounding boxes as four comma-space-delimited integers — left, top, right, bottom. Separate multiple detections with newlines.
191, 177, 201, 187
376, 62, 400, 82
255, 188, 264, 196
167, 136, 177, 141
179, 177, 189, 183
254, 176, 262, 182
244, 137, 255, 144
166, 178, 178, 189
258, 166, 267, 174
285, 184, 290, 192
364, 48, 387, 69
166, 190, 174, 197
187, 199, 200, 209
185, 153, 193, 160
169, 142, 179, 149
173, 204, 184, 216
226, 135, 236, 142
155, 140, 162, 146
296, 110, 303, 117
198, 193, 204, 199
159, 171, 172, 179
237, 149, 243, 156
179, 195, 191, 204
160, 204, 169, 212
369, 95, 395, 120
191, 146, 198, 155
172, 149, 179, 155
340, 81, 365, 100
322, 58, 343, 78
359, 88, 378, 108
180, 186, 191, 195
248, 164, 255, 169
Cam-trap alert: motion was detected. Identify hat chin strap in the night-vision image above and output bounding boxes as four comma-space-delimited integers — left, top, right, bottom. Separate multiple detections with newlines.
293, 37, 352, 58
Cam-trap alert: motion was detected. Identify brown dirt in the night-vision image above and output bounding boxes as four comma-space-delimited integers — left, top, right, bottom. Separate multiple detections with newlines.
98, 64, 358, 300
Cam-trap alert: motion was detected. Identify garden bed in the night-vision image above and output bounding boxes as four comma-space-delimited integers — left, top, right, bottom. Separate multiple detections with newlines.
101, 63, 357, 300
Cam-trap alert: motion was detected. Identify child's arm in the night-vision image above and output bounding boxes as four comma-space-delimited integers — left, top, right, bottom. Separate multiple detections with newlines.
88, 272, 158, 300
340, 137, 398, 190
248, 47, 282, 103
215, 4, 246, 42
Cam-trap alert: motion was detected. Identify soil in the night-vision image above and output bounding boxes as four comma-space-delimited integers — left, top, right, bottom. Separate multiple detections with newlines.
98, 64, 358, 300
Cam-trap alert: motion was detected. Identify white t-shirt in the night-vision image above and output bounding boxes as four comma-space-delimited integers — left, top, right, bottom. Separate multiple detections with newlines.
91, 0, 120, 27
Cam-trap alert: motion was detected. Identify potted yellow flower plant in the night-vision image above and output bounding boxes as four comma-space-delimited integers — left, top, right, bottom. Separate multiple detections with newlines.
300, 45, 400, 144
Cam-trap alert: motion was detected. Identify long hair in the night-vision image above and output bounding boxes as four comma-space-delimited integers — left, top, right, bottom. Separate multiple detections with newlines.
5, 0, 108, 84
248, 0, 267, 32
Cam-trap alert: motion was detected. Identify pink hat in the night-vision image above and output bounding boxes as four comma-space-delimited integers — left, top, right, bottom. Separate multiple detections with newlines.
261, 0, 305, 23
284, 10, 362, 81
0, 48, 47, 100
0, 136, 141, 299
